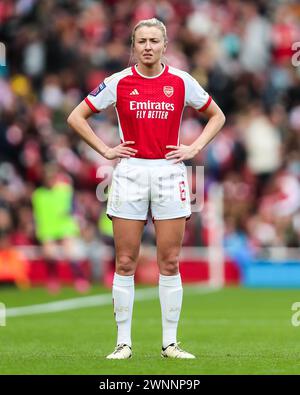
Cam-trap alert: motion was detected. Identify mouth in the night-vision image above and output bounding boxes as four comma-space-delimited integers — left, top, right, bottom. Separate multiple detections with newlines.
143, 54, 153, 58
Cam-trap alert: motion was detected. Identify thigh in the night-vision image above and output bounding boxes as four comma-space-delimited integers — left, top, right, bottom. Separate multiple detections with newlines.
154, 217, 186, 270
112, 217, 145, 262
107, 161, 150, 220
151, 163, 191, 220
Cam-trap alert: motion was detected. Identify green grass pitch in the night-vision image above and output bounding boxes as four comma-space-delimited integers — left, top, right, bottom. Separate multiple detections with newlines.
0, 285, 300, 374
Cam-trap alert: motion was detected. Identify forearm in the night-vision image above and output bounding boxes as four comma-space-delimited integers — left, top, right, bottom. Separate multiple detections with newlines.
67, 114, 109, 157
191, 113, 225, 153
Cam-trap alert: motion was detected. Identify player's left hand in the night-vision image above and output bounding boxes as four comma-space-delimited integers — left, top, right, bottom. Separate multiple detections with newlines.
165, 144, 198, 164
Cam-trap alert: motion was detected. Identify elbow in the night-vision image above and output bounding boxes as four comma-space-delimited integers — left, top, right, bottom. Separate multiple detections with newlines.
220, 111, 226, 125
67, 112, 76, 128
219, 111, 226, 128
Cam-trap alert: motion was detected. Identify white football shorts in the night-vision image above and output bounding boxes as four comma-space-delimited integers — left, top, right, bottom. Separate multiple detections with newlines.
107, 158, 191, 221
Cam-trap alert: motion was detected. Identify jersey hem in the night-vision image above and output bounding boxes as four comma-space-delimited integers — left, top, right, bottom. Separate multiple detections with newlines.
152, 212, 192, 220
106, 212, 148, 221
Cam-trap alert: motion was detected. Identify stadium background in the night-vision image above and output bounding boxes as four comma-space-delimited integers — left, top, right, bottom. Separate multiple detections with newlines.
1, 0, 300, 375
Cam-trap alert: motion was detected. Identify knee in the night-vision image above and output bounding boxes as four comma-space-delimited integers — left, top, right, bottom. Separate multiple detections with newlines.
116, 255, 136, 276
159, 255, 179, 276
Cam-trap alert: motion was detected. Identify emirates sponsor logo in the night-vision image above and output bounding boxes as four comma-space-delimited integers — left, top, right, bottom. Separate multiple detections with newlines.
129, 101, 174, 111
129, 100, 175, 119
163, 86, 174, 97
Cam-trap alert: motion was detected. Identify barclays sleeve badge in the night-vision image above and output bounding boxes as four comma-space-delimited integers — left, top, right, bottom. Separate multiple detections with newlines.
90, 81, 106, 96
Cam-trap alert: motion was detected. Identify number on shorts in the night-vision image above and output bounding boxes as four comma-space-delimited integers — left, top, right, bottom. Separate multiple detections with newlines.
179, 181, 186, 201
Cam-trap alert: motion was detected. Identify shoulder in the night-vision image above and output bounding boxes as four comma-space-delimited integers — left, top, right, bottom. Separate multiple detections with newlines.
167, 66, 193, 83
104, 67, 133, 86
168, 66, 207, 96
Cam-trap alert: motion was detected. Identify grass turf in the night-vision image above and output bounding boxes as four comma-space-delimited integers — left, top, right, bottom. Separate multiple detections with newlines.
0, 285, 300, 375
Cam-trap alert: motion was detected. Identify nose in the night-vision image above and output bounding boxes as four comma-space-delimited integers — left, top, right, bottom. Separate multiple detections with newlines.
145, 40, 152, 50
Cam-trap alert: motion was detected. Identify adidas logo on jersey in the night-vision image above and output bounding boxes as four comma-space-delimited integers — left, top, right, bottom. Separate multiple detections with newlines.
129, 89, 139, 95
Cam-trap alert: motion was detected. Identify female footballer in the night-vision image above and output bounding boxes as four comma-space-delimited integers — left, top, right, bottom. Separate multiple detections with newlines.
67, 18, 225, 359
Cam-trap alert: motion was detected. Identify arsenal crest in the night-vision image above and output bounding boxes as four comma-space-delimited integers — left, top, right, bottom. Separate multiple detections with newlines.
163, 86, 174, 97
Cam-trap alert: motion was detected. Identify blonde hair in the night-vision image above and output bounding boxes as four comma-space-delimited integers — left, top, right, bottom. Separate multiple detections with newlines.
131, 18, 168, 47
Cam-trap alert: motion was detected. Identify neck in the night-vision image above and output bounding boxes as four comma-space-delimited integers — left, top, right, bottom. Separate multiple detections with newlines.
136, 62, 163, 77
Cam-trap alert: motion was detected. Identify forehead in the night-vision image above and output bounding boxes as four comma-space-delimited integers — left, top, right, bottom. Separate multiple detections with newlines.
135, 26, 164, 40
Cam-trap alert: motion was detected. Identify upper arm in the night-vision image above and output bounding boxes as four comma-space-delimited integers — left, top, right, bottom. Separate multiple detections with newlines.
67, 100, 94, 123
183, 73, 225, 121
67, 73, 119, 124
201, 99, 225, 120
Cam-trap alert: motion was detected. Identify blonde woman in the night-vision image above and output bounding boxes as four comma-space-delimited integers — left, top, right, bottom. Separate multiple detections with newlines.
68, 18, 225, 359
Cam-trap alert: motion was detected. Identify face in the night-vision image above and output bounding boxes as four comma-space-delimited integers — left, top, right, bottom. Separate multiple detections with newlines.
133, 26, 166, 66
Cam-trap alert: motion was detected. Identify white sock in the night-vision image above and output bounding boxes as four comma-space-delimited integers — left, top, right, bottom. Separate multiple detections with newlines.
112, 273, 134, 348
159, 273, 183, 349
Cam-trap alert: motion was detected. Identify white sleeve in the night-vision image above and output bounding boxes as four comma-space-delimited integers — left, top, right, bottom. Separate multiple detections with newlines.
85, 77, 116, 113
184, 74, 212, 111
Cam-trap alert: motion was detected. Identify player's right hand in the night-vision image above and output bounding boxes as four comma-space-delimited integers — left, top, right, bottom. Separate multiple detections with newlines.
103, 141, 137, 160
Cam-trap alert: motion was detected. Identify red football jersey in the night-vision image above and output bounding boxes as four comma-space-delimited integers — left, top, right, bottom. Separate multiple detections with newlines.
85, 64, 212, 159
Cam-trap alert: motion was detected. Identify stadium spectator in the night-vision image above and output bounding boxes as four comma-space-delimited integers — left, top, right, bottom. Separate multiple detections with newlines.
0, 206, 30, 288
31, 164, 90, 293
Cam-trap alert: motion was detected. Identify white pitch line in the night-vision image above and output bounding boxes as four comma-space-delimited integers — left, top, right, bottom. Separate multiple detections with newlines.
5, 288, 157, 318
5, 286, 219, 318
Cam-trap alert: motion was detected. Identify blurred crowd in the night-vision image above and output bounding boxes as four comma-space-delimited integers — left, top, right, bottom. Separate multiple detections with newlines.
1, 0, 300, 285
